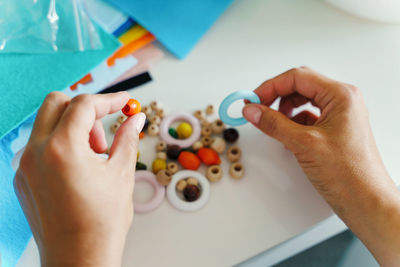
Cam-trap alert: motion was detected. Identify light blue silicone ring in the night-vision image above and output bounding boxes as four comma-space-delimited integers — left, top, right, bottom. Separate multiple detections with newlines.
219, 91, 261, 126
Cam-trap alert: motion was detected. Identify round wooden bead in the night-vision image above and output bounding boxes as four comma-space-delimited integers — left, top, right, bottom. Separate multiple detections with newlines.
149, 115, 161, 125
183, 184, 200, 202
193, 110, 204, 120
156, 141, 167, 152
136, 162, 147, 170
210, 137, 226, 154
150, 101, 158, 110
156, 151, 167, 161
156, 108, 165, 118
201, 125, 213, 137
152, 159, 167, 174
167, 145, 181, 160
117, 114, 127, 124
139, 132, 145, 139
156, 169, 173, 186
178, 151, 201, 170
192, 141, 204, 151
230, 162, 244, 179
177, 122, 193, 139
197, 148, 221, 165
201, 136, 213, 147
176, 179, 187, 192
142, 106, 153, 117
147, 124, 160, 136
223, 128, 239, 143
122, 99, 141, 116
211, 119, 225, 134
186, 177, 199, 186
168, 128, 178, 139
206, 165, 223, 182
227, 146, 241, 162
205, 104, 214, 115
167, 162, 179, 174
110, 122, 120, 134
200, 119, 210, 127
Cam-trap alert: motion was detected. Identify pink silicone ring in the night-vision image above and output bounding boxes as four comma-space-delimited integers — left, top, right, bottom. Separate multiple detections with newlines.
159, 113, 201, 148
134, 170, 165, 213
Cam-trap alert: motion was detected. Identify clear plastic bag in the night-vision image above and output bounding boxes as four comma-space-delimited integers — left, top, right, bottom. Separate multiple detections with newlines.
0, 0, 103, 53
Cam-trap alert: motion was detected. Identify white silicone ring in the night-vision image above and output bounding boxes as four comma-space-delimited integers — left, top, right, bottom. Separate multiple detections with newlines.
134, 170, 165, 213
167, 170, 210, 212
159, 113, 201, 148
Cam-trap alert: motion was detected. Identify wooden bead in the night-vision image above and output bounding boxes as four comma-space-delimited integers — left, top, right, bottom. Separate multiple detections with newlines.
156, 141, 167, 152
183, 184, 200, 202
201, 136, 213, 147
147, 124, 159, 136
210, 137, 226, 154
186, 177, 199, 186
201, 125, 213, 137
156, 108, 165, 118
197, 148, 221, 165
110, 122, 120, 134
223, 128, 239, 143
142, 106, 153, 117
149, 115, 161, 125
193, 110, 204, 120
117, 114, 127, 124
156, 169, 173, 186
230, 162, 244, 179
177, 122, 193, 139
122, 99, 141, 116
192, 141, 203, 151
167, 162, 179, 174
152, 158, 167, 174
156, 151, 167, 161
178, 151, 201, 170
167, 145, 181, 160
205, 104, 214, 115
176, 179, 187, 192
200, 119, 210, 127
211, 119, 225, 134
150, 101, 158, 110
227, 146, 241, 162
206, 165, 223, 182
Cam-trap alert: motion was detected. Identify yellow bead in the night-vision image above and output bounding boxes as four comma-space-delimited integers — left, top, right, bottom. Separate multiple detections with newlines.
177, 122, 193, 139
152, 158, 167, 174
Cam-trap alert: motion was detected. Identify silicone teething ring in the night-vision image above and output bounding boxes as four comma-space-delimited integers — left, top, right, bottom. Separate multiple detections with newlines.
159, 113, 201, 148
167, 170, 210, 212
219, 91, 261, 126
134, 170, 165, 213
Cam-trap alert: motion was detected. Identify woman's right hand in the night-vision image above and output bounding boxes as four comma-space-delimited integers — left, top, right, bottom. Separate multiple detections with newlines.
242, 67, 400, 265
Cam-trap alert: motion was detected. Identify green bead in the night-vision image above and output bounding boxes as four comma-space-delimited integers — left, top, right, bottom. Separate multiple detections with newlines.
169, 128, 178, 139
136, 162, 147, 170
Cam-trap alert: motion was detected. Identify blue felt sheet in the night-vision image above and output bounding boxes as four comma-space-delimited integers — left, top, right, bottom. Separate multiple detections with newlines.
104, 0, 234, 58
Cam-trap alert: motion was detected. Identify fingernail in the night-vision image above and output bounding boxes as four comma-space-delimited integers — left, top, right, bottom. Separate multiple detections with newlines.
134, 113, 146, 133
243, 105, 262, 124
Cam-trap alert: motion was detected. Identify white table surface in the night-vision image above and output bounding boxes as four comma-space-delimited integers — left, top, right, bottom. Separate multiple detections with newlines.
17, 0, 400, 266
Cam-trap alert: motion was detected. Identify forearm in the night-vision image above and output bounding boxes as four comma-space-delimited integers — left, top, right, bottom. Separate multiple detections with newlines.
326, 170, 400, 266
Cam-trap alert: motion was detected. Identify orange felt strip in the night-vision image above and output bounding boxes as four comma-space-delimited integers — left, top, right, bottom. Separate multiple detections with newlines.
107, 32, 155, 67
70, 73, 93, 90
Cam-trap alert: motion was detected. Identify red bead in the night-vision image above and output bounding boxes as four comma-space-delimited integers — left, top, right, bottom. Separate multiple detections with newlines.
197, 148, 221, 165
178, 151, 201, 170
122, 98, 141, 116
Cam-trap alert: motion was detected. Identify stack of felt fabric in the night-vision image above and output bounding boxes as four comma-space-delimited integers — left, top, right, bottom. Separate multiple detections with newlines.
0, 0, 234, 266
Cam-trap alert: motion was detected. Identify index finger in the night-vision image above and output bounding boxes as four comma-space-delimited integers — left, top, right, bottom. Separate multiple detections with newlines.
254, 67, 343, 109
54, 92, 130, 140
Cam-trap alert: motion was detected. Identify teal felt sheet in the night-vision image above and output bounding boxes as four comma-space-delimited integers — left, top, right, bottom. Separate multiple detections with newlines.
0, 28, 120, 139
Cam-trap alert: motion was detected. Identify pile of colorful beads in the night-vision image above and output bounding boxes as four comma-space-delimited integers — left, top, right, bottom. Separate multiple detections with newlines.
110, 99, 244, 213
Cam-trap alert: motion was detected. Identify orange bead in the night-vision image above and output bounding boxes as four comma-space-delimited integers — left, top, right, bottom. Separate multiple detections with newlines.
197, 148, 221, 165
122, 98, 141, 116
139, 132, 145, 139
178, 151, 201, 170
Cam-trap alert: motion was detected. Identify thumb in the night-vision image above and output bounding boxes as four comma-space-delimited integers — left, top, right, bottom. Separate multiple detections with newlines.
109, 112, 146, 163
243, 104, 305, 148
